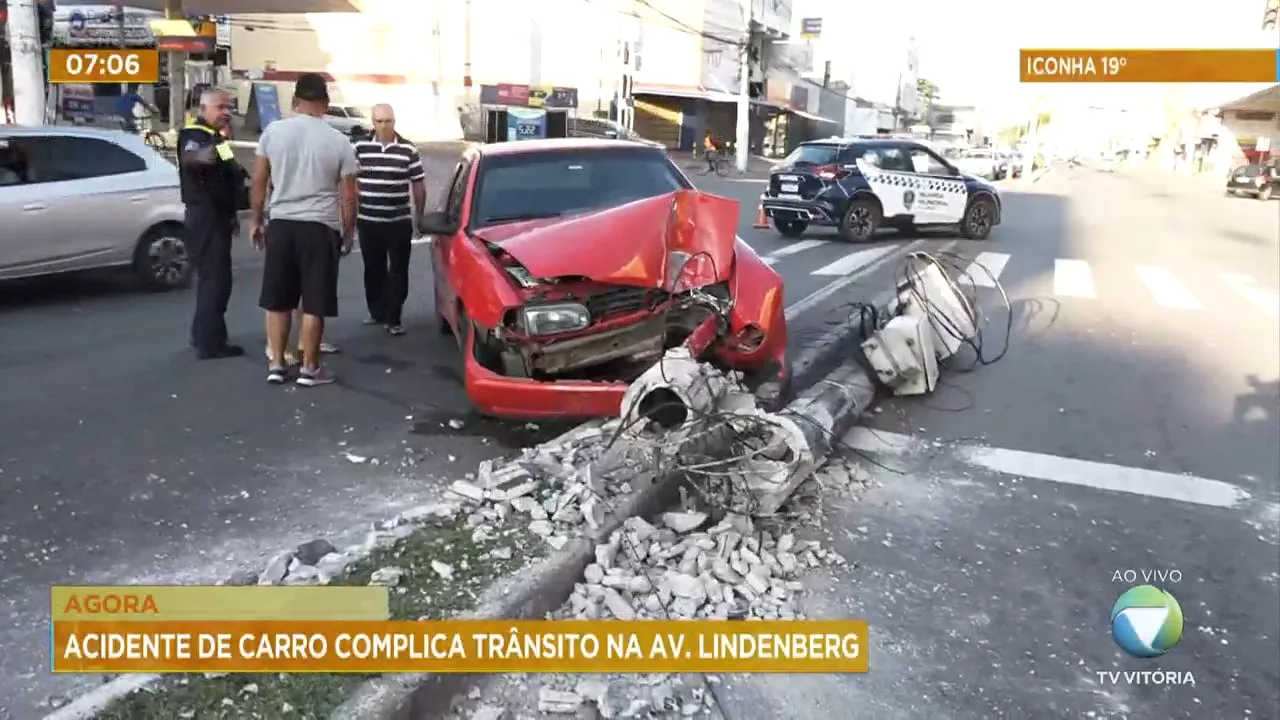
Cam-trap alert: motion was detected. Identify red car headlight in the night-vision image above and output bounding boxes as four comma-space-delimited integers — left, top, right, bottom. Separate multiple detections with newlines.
518, 303, 591, 336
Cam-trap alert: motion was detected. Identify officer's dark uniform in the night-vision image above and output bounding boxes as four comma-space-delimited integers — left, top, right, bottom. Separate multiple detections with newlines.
178, 119, 248, 356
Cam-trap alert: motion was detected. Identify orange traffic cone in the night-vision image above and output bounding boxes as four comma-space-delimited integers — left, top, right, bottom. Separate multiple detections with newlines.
753, 200, 769, 229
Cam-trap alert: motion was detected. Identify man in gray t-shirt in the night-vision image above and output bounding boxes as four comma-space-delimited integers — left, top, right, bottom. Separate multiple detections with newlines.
249, 73, 359, 387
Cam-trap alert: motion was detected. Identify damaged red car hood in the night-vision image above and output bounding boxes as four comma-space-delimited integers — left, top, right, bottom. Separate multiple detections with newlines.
471, 190, 738, 288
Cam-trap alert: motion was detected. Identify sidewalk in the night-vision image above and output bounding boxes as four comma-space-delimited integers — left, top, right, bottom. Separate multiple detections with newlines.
668, 150, 777, 178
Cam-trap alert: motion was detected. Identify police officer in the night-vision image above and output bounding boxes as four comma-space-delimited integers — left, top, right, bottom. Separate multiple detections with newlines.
179, 88, 249, 359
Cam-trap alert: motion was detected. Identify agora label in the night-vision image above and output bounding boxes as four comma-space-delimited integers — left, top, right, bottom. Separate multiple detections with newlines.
61, 593, 158, 614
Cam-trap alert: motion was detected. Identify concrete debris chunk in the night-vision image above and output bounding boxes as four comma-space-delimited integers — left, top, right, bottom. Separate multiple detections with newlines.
539, 688, 583, 713
294, 539, 337, 567
448, 480, 487, 503
369, 566, 406, 586
471, 704, 507, 720
660, 511, 707, 534
430, 560, 455, 579
601, 589, 636, 620
258, 551, 293, 585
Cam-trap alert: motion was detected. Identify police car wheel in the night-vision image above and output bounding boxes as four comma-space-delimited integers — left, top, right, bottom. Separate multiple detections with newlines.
839, 198, 881, 242
1259, 185, 1274, 201
133, 224, 191, 291
960, 197, 996, 240
774, 219, 808, 238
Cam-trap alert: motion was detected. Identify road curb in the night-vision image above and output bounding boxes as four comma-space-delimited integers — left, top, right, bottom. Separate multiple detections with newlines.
330, 437, 704, 719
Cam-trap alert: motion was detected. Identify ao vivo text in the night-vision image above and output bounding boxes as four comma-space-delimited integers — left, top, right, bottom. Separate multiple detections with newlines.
1111, 569, 1183, 584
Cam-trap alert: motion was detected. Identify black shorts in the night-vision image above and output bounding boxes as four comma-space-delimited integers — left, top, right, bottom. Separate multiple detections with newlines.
258, 219, 341, 317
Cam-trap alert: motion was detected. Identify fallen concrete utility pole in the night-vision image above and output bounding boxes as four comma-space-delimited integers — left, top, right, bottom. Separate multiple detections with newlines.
716, 358, 879, 517
747, 358, 880, 515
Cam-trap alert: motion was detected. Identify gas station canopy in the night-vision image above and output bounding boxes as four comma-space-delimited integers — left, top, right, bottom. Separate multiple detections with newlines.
106, 0, 361, 12
1218, 84, 1280, 114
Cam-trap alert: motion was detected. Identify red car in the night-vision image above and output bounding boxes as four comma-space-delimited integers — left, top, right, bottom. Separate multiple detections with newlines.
419, 138, 789, 420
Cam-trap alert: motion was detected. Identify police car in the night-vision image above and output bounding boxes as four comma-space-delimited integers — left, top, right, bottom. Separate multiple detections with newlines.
760, 137, 1002, 241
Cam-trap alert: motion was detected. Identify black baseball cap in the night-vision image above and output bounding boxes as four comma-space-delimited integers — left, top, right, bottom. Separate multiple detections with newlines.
294, 73, 330, 103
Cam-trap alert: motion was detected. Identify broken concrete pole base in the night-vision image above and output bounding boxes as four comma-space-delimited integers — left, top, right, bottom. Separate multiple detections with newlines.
619, 347, 739, 431
693, 358, 878, 518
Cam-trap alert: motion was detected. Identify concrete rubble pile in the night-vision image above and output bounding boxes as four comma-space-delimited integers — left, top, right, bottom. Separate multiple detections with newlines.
465, 672, 718, 719
442, 352, 761, 553
557, 511, 848, 622
224, 502, 465, 588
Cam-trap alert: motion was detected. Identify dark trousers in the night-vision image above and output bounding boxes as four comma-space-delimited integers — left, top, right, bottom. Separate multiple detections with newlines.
357, 219, 413, 325
187, 205, 235, 351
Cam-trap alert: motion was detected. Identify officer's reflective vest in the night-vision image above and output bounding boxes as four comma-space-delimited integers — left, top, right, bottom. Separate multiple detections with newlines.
181, 121, 249, 210
185, 120, 231, 140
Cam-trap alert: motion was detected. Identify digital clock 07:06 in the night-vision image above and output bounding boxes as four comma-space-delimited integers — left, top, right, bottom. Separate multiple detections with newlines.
48, 49, 161, 84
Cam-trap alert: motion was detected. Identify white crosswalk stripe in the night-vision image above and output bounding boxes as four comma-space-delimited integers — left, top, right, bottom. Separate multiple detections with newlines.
811, 246, 898, 276
752, 238, 1277, 319
762, 240, 824, 265
1053, 258, 1097, 298
962, 252, 1010, 287
1220, 273, 1280, 318
1134, 265, 1204, 309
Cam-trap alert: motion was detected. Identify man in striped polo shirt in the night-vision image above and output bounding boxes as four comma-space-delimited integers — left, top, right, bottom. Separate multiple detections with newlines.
354, 104, 426, 335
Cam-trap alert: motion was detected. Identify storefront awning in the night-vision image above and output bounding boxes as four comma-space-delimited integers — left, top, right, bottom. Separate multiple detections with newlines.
1218, 84, 1280, 113
788, 108, 839, 124
149, 18, 214, 52
633, 86, 788, 110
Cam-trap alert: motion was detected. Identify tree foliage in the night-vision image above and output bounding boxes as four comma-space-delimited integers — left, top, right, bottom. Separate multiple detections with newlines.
916, 78, 941, 121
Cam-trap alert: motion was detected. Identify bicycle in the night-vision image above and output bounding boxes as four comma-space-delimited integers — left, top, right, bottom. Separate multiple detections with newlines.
701, 150, 731, 177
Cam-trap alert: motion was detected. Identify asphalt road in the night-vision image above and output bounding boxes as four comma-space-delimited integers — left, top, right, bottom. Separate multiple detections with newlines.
712, 166, 1280, 719
0, 148, 958, 717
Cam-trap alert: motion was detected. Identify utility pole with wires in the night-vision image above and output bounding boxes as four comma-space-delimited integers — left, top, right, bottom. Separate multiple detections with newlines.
5, 0, 45, 125
735, 0, 752, 173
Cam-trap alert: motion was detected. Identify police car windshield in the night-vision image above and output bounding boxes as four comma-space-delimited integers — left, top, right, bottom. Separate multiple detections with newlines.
471, 148, 689, 228
783, 144, 840, 166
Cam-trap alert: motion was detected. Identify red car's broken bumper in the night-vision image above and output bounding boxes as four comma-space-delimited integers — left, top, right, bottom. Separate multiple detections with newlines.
460, 305, 789, 421
464, 355, 631, 420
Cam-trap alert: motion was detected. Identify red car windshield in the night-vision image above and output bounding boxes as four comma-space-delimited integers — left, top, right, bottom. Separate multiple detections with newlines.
470, 148, 690, 227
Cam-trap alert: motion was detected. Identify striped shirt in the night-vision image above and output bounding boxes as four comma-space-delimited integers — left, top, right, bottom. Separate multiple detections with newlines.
353, 136, 424, 223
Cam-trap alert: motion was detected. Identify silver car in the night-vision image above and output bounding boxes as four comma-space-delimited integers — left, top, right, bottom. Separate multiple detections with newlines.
322, 105, 371, 140
0, 125, 190, 290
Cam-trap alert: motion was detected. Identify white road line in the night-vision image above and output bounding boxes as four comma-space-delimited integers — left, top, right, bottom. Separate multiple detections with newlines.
762, 239, 825, 265
811, 245, 899, 277
785, 240, 957, 320
1135, 265, 1204, 310
962, 252, 1010, 288
1220, 273, 1280, 318
844, 428, 1250, 509
1053, 258, 1097, 298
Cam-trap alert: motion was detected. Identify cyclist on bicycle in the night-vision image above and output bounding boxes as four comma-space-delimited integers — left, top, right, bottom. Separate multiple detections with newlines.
116, 88, 158, 135
703, 131, 721, 172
